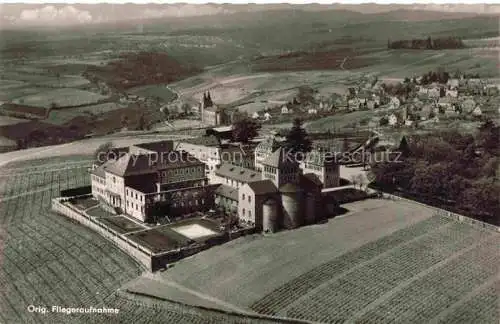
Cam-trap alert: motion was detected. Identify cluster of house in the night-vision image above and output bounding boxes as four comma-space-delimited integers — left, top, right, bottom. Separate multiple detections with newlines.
90, 133, 342, 233
381, 78, 499, 128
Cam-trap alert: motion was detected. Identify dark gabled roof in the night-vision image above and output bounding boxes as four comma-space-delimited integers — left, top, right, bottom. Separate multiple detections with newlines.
215, 184, 238, 201
246, 180, 278, 196
134, 140, 174, 153
181, 135, 220, 147
103, 154, 155, 177
215, 163, 261, 183
127, 181, 157, 194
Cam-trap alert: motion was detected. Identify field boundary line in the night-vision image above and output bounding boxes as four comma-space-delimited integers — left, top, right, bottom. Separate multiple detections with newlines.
427, 274, 500, 324
277, 220, 456, 316
0, 187, 51, 203
121, 286, 318, 324
141, 274, 251, 314
346, 234, 499, 324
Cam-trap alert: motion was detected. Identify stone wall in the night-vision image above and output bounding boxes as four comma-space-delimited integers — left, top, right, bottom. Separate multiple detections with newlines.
381, 193, 499, 233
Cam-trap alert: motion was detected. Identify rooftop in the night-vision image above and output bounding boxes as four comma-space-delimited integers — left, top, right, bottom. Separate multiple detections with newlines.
215, 184, 239, 201
103, 151, 203, 177
246, 179, 278, 196
180, 135, 220, 147
133, 140, 174, 154
215, 163, 261, 183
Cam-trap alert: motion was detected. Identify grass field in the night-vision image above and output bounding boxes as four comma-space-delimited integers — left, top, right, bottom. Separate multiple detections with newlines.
128, 199, 499, 323
12, 88, 109, 109
127, 84, 178, 102
45, 102, 124, 125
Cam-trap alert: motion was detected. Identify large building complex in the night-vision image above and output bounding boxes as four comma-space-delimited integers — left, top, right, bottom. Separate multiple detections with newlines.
90, 135, 341, 233
91, 141, 218, 222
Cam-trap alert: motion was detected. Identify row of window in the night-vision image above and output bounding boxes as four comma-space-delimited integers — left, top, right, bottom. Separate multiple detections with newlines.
224, 177, 242, 188
162, 167, 203, 177
126, 201, 143, 212
126, 189, 143, 201
241, 208, 252, 218
241, 193, 252, 203
172, 199, 204, 208
92, 175, 105, 185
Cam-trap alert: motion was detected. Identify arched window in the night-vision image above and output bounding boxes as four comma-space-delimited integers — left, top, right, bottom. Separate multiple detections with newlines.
242, 208, 246, 216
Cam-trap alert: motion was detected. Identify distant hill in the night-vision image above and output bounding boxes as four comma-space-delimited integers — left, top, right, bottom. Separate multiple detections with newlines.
0, 3, 498, 29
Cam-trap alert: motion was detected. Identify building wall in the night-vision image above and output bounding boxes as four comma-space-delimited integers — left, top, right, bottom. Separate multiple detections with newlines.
215, 195, 238, 215
125, 187, 147, 222
238, 185, 256, 226
159, 165, 205, 185
175, 142, 220, 176
91, 174, 107, 201
210, 173, 245, 189
104, 172, 125, 209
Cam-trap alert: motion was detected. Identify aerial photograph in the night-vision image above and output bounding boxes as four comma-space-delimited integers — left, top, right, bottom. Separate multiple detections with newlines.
0, 1, 498, 323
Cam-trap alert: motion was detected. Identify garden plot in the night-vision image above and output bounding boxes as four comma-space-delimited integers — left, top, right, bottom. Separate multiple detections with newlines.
12, 89, 109, 109
127, 84, 177, 102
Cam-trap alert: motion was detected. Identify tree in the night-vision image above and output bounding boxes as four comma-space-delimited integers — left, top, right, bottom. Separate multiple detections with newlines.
137, 114, 146, 131
232, 118, 260, 143
398, 136, 411, 157
379, 116, 389, 126
121, 115, 129, 129
284, 118, 312, 155
93, 141, 113, 163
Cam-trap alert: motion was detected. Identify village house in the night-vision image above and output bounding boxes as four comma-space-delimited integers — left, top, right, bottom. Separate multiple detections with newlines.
307, 107, 318, 114
472, 106, 482, 117
281, 105, 289, 114
264, 112, 271, 121
461, 98, 476, 114
252, 112, 260, 119
388, 113, 398, 126
389, 97, 401, 109
446, 89, 458, 98
447, 79, 460, 90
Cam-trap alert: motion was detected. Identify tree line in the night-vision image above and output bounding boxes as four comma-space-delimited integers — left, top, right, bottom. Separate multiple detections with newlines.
388, 36, 465, 50
371, 120, 499, 225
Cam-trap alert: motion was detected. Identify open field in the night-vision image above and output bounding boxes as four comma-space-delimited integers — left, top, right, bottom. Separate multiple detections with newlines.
127, 84, 177, 102
45, 102, 124, 125
12, 88, 109, 109
128, 198, 499, 322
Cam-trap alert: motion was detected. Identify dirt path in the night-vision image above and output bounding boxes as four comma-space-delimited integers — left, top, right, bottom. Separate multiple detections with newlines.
145, 272, 252, 314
